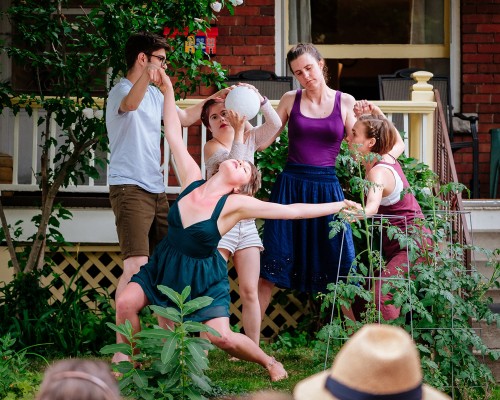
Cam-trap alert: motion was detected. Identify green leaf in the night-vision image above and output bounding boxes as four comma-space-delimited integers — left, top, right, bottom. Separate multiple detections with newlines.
100, 343, 132, 355
186, 341, 209, 370
149, 305, 182, 323
161, 334, 180, 364
189, 372, 212, 393
132, 369, 149, 389
157, 285, 183, 308
182, 296, 214, 315
181, 286, 192, 302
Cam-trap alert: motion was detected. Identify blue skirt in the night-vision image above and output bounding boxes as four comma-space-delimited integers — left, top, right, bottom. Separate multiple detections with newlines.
260, 163, 355, 293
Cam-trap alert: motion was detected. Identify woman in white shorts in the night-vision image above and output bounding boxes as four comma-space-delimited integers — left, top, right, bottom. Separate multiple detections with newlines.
202, 84, 282, 344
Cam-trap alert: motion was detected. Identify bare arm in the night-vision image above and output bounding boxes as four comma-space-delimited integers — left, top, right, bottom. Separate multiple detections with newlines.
219, 195, 358, 233
342, 92, 357, 140
177, 87, 232, 126
362, 166, 395, 216
120, 66, 160, 112
162, 71, 202, 190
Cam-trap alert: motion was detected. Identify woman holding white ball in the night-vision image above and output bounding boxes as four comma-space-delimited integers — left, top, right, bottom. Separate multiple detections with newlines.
202, 82, 282, 345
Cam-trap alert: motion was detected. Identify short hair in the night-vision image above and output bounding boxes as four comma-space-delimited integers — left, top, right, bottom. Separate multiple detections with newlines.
211, 161, 262, 197
238, 161, 262, 197
201, 97, 225, 133
357, 114, 398, 155
36, 359, 121, 400
125, 31, 169, 71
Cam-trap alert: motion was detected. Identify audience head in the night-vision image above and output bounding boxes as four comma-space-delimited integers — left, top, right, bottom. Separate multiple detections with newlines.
125, 31, 169, 71
352, 115, 397, 155
36, 359, 121, 400
293, 324, 450, 400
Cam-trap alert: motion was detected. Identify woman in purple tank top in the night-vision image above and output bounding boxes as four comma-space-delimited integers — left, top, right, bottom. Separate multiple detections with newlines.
346, 100, 431, 320
260, 44, 404, 314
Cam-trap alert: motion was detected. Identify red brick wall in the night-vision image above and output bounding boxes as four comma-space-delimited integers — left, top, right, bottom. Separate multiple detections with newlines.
461, 0, 500, 198
198, 0, 276, 98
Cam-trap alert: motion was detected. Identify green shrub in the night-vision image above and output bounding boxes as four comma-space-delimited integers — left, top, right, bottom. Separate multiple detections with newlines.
101, 285, 218, 400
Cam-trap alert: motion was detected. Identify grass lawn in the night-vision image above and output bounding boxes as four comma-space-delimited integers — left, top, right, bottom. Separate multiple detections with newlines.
11, 346, 500, 399
206, 345, 324, 398
205, 344, 500, 400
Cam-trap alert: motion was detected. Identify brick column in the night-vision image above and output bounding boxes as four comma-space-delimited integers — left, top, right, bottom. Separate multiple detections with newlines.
461, 0, 500, 198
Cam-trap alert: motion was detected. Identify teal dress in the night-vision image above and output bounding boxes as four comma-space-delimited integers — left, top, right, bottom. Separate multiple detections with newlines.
131, 180, 231, 322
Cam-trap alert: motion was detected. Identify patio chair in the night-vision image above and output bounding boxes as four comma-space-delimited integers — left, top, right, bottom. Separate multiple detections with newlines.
378, 68, 479, 198
225, 69, 293, 101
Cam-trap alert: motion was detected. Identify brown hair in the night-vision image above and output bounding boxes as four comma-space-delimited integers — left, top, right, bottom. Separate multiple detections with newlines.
237, 161, 262, 197
36, 359, 121, 400
125, 31, 169, 71
286, 43, 329, 84
201, 97, 225, 133
212, 161, 262, 197
357, 114, 397, 155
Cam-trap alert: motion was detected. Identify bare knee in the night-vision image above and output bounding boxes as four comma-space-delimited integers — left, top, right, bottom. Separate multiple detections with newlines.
207, 331, 234, 352
239, 284, 258, 303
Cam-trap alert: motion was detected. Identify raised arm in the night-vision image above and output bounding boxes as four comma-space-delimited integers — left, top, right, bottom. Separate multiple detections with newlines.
162, 71, 202, 189
256, 90, 293, 149
177, 87, 231, 126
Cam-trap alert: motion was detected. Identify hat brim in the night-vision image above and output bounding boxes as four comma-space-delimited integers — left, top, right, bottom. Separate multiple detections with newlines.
293, 370, 451, 400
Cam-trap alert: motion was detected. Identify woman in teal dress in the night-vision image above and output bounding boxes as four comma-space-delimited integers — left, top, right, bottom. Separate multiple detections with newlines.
113, 69, 359, 381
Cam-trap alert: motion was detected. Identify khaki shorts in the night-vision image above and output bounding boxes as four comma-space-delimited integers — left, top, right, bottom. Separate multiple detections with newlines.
109, 185, 169, 259
218, 219, 263, 255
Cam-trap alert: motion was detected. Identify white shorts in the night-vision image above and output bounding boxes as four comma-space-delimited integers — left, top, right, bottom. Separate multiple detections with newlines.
218, 219, 263, 255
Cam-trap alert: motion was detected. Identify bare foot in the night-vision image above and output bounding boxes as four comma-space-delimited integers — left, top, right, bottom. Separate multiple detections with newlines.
266, 357, 288, 382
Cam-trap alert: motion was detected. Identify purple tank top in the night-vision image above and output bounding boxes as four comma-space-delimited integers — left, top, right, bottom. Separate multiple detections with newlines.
287, 89, 345, 166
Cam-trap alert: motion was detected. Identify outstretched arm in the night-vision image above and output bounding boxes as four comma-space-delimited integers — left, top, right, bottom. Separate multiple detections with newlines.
162, 71, 202, 189
219, 195, 359, 234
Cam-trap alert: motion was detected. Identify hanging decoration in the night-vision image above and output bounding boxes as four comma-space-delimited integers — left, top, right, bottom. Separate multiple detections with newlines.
164, 26, 219, 55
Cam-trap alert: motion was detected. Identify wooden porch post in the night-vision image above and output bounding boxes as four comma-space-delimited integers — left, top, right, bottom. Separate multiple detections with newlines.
409, 71, 436, 167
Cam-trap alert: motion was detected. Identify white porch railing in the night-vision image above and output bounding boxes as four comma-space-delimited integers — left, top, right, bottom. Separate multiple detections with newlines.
0, 73, 437, 195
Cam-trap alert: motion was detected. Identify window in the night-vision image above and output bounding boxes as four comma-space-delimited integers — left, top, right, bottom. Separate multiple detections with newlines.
285, 0, 450, 99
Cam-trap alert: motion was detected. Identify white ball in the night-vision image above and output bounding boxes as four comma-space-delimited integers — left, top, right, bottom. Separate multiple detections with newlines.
225, 86, 260, 120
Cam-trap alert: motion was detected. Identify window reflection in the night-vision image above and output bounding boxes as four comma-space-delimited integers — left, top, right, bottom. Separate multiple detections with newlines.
290, 0, 444, 45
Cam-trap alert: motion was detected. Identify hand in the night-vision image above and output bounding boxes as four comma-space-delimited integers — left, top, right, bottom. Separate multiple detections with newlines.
236, 82, 265, 103
353, 99, 371, 118
340, 200, 363, 222
226, 109, 247, 135
146, 63, 165, 87
210, 86, 233, 100
353, 100, 383, 118
156, 68, 173, 94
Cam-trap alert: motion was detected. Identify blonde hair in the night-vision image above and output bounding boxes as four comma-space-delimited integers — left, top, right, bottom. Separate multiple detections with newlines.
36, 359, 121, 400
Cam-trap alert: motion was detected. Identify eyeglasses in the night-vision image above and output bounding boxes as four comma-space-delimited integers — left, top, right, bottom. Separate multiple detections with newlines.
147, 54, 167, 67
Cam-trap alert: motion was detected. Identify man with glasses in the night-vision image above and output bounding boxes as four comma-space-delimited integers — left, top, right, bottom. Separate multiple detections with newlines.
106, 31, 226, 365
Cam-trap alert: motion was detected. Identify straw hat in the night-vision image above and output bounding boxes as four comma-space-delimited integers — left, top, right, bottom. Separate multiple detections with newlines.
294, 324, 450, 400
